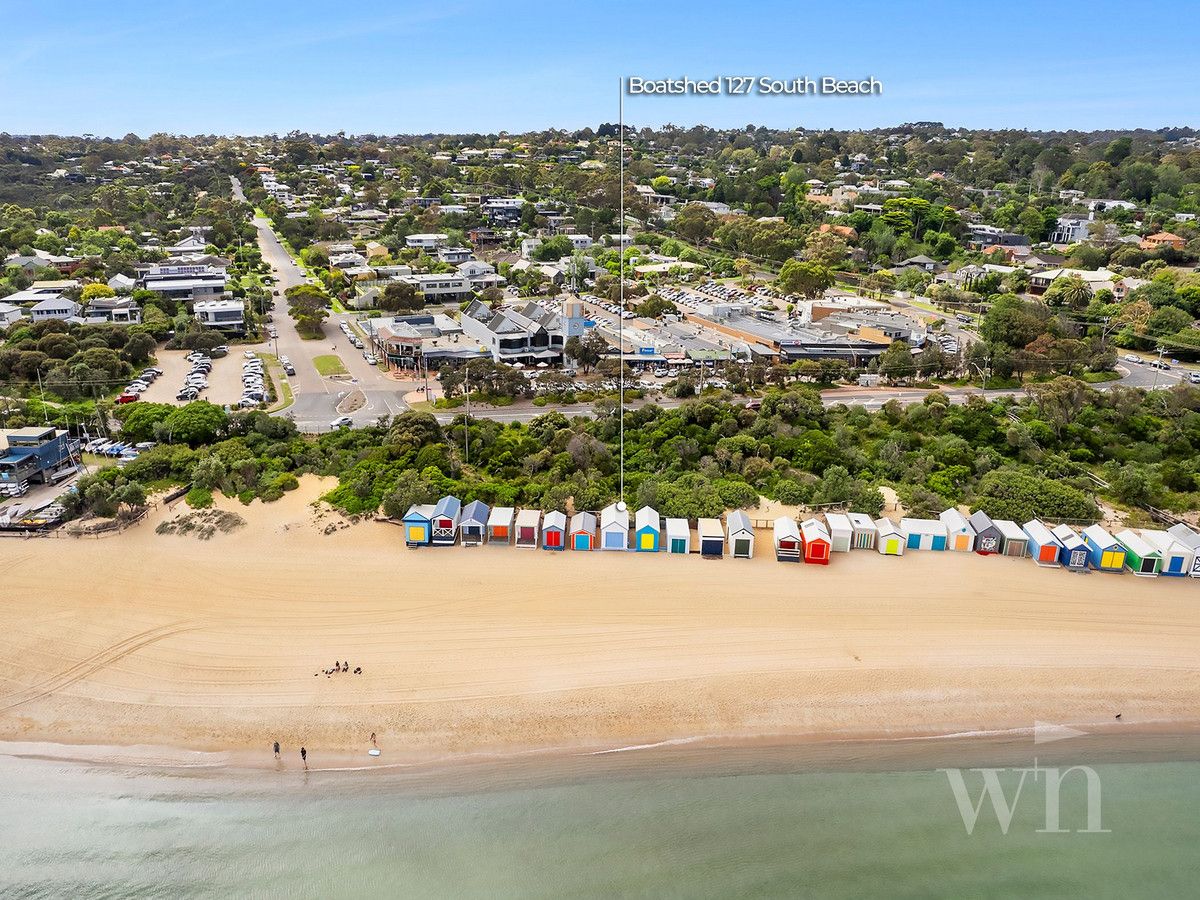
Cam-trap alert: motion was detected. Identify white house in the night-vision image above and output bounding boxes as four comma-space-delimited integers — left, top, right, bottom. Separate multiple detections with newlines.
0, 302, 25, 327
30, 297, 82, 322
194, 298, 246, 332
405, 233, 448, 250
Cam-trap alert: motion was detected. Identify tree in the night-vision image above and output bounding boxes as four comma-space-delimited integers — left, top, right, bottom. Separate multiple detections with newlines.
162, 401, 228, 446
380, 280, 422, 313
81, 283, 116, 302
565, 330, 607, 373
672, 203, 718, 243
122, 331, 156, 365
1044, 275, 1092, 309
776, 259, 833, 299
285, 284, 330, 336
116, 401, 174, 442
1027, 376, 1094, 439
877, 341, 914, 381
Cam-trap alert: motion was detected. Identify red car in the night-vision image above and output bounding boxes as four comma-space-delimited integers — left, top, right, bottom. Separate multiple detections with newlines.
116, 393, 139, 404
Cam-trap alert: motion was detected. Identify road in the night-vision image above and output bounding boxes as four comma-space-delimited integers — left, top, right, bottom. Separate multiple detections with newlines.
235, 176, 411, 430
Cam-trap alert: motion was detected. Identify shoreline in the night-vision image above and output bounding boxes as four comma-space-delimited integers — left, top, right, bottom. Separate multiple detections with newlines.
4, 476, 1200, 772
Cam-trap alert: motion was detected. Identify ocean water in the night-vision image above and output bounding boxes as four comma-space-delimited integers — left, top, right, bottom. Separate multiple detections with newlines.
1, 740, 1198, 899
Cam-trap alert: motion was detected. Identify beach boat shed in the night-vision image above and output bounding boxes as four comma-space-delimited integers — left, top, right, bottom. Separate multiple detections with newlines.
1082, 524, 1125, 572
995, 520, 1028, 558
1022, 520, 1062, 566
460, 500, 490, 546
823, 513, 853, 553
634, 506, 661, 552
939, 509, 976, 552
402, 503, 435, 547
800, 518, 832, 565
1050, 523, 1090, 570
665, 517, 690, 555
431, 496, 461, 546
1166, 524, 1200, 577
1115, 529, 1161, 576
900, 517, 948, 551
487, 506, 515, 544
600, 503, 629, 551
698, 518, 725, 558
969, 511, 1003, 555
541, 510, 566, 551
727, 511, 755, 559
847, 513, 877, 550
1140, 530, 1192, 577
874, 518, 904, 556
570, 511, 598, 551
774, 516, 802, 562
514, 508, 541, 548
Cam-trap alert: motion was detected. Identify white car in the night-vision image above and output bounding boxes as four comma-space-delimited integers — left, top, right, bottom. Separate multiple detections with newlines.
330, 416, 354, 429
1123, 354, 1140, 364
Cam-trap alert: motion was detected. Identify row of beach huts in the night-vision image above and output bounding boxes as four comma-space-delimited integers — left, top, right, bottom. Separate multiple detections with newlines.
400, 498, 1200, 578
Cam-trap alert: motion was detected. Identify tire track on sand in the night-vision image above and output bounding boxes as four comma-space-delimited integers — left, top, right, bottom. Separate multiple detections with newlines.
0, 620, 197, 714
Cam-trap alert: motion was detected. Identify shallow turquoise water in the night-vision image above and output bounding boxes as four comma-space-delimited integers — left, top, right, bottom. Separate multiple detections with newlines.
1, 750, 1198, 898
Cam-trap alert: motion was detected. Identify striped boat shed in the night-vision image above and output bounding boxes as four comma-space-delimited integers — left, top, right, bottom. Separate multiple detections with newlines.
541, 510, 566, 550
727, 511, 754, 559
514, 508, 540, 548
1166, 523, 1200, 577
1022, 519, 1062, 566
600, 503, 629, 551
939, 509, 976, 552
969, 511, 1003, 555
460, 500, 490, 546
800, 518, 831, 565
875, 518, 904, 556
431, 496, 461, 545
665, 517, 691, 554
634, 506, 661, 552
847, 513, 877, 550
488, 506, 515, 544
1050, 523, 1090, 570
823, 513, 852, 553
774, 516, 802, 562
402, 504, 435, 547
570, 511, 598, 551
698, 518, 724, 558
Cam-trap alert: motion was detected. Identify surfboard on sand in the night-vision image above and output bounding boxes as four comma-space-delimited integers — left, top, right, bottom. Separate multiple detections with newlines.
368, 748, 381, 756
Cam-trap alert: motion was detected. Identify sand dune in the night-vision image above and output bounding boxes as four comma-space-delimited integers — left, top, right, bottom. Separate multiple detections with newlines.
2, 475, 1198, 762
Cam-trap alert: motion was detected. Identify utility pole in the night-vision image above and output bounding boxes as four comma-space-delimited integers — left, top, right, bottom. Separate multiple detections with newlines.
1151, 345, 1166, 390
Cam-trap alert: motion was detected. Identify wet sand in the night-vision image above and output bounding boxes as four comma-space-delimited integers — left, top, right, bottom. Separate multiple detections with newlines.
2, 476, 1199, 763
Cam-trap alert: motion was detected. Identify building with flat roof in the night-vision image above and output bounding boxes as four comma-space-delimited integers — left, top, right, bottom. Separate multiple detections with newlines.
194, 298, 246, 332
1, 427, 79, 493
141, 264, 228, 301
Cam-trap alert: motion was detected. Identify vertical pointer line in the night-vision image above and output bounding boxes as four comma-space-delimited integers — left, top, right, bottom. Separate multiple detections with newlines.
618, 75, 625, 504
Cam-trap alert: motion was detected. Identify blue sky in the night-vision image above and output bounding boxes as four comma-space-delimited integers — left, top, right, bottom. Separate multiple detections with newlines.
3, 1, 1196, 136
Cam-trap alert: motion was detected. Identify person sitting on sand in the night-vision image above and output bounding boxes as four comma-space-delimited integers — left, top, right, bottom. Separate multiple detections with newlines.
334, 662, 341, 673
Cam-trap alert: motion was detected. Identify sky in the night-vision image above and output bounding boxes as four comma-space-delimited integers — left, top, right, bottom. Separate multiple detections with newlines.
2, 0, 1197, 137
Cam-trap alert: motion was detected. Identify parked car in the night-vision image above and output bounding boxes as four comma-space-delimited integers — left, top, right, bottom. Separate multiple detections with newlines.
116, 393, 138, 404
330, 416, 354, 429
1123, 354, 1141, 363
1189, 371, 1200, 384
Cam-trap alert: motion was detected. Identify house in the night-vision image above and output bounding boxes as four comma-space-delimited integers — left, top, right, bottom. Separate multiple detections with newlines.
1049, 216, 1090, 245
938, 509, 976, 551
405, 233, 448, 250
569, 511, 597, 551
399, 274, 472, 302
460, 500, 489, 546
487, 506, 515, 544
823, 513, 852, 553
431, 496, 461, 545
1114, 529, 1161, 576
401, 503, 435, 547
726, 511, 754, 559
1140, 232, 1185, 251
194, 298, 246, 333
0, 427, 79, 493
897, 255, 940, 272
85, 295, 142, 324
542, 510, 567, 550
665, 517, 690, 554
599, 503, 629, 550
0, 302, 25, 327
515, 508, 541, 548
142, 264, 228, 301
1082, 525, 1125, 572
900, 517, 948, 551
1022, 520, 1063, 567
875, 518, 904, 555
634, 506, 660, 552
1166, 524, 1200, 577
800, 518, 831, 565
107, 273, 136, 292
698, 518, 724, 558
1050, 524, 1090, 571
774, 517, 802, 562
30, 297, 82, 323
458, 299, 571, 366
847, 513, 877, 550
1139, 530, 1192, 577
437, 247, 474, 265
968, 511, 1004, 555
995, 520, 1028, 557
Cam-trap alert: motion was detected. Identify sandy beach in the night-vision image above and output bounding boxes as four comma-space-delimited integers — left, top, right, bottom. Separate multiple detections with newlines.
2, 475, 1199, 765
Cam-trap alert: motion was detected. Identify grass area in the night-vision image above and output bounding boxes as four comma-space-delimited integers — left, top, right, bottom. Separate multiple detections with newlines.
330, 296, 348, 314
312, 354, 348, 377
1081, 370, 1123, 383
256, 353, 294, 412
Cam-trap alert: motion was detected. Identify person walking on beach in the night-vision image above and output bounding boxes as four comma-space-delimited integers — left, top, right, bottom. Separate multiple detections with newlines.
371, 732, 377, 748
300, 746, 307, 769
273, 740, 280, 759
